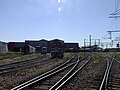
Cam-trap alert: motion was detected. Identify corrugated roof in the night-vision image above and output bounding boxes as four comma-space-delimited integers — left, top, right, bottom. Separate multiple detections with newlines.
0, 41, 7, 44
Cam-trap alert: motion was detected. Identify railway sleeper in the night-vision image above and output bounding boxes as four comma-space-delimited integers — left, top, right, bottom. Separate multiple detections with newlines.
112, 84, 120, 88
108, 85, 120, 89
108, 82, 120, 85
109, 80, 120, 83
39, 86, 50, 89
108, 83, 120, 89
108, 87, 120, 90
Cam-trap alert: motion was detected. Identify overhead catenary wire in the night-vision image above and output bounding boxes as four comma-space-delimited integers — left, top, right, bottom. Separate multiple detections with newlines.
116, 0, 120, 11
101, 0, 120, 48
106, 0, 120, 40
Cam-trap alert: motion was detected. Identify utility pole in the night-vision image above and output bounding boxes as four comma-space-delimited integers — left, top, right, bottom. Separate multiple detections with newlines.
89, 35, 92, 52
83, 35, 101, 52
83, 39, 86, 55
95, 40, 96, 45
89, 35, 91, 47
92, 39, 101, 46
84, 39, 86, 47
107, 30, 120, 39
84, 39, 86, 52
107, 5, 120, 39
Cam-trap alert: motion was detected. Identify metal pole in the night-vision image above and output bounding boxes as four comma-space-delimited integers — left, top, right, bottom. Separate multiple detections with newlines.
89, 35, 91, 47
99, 39, 100, 46
109, 31, 112, 39
89, 35, 92, 52
84, 39, 86, 51
84, 39, 86, 47
118, 41, 119, 52
84, 39, 86, 55
95, 40, 96, 45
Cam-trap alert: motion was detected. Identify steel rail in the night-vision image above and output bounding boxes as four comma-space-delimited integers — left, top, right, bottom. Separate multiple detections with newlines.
52, 56, 91, 90
93, 52, 120, 89
49, 56, 81, 90
11, 56, 75, 90
103, 54, 120, 64
99, 57, 110, 90
112, 58, 120, 64
0, 54, 45, 67
0, 58, 51, 74
0, 55, 48, 70
14, 62, 76, 90
105, 58, 114, 90
99, 56, 114, 90
0, 55, 75, 74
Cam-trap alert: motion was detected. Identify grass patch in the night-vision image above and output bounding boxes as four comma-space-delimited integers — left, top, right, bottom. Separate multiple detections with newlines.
0, 53, 22, 60
64, 52, 73, 59
92, 53, 102, 64
0, 53, 41, 65
78, 52, 89, 58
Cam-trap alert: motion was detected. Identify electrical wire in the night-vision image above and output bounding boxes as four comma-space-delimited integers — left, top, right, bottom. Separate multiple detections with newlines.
116, 0, 120, 11
111, 0, 120, 15
109, 0, 120, 29
102, 0, 120, 41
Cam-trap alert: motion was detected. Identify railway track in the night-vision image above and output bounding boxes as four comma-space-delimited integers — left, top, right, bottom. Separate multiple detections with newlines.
11, 55, 90, 90
0, 55, 50, 74
49, 55, 91, 90
107, 60, 120, 90
59, 53, 107, 90
99, 55, 120, 90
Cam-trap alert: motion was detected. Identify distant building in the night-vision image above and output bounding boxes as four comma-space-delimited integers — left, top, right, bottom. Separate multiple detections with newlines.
7, 39, 80, 53
25, 40, 38, 47
25, 39, 50, 52
64, 43, 79, 52
8, 42, 25, 52
0, 41, 8, 53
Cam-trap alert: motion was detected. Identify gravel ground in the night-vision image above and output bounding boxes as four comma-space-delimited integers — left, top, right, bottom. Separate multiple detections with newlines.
115, 53, 120, 62
61, 53, 107, 90
27, 65, 74, 90
108, 60, 120, 89
24, 55, 81, 90
0, 53, 73, 90
0, 55, 51, 75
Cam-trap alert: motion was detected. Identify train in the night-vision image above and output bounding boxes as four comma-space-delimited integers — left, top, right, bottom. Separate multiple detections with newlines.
23, 45, 36, 54
64, 43, 79, 52
50, 39, 64, 59
41, 47, 47, 54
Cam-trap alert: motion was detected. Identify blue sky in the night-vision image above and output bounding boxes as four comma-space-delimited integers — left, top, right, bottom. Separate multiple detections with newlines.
0, 0, 117, 46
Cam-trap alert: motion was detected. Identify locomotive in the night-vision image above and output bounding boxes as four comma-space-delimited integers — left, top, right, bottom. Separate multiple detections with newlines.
41, 47, 47, 54
50, 39, 64, 59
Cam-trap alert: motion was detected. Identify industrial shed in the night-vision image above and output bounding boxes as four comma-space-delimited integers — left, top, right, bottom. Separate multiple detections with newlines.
0, 41, 8, 53
8, 42, 25, 52
25, 40, 38, 47
25, 39, 50, 53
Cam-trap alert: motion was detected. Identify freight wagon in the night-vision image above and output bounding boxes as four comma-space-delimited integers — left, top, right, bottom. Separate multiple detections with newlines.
36, 46, 41, 53
23, 45, 36, 54
50, 39, 64, 59
64, 43, 79, 52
